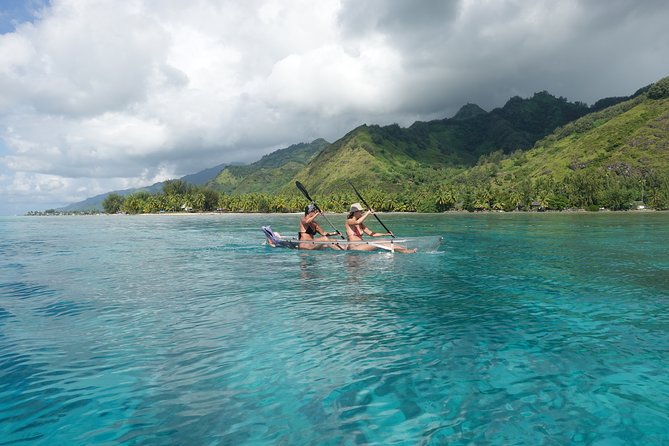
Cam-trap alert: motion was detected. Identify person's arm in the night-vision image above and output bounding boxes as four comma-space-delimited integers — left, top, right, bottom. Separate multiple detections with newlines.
304, 211, 321, 224
371, 231, 393, 237
362, 225, 391, 237
353, 210, 372, 225
313, 221, 339, 237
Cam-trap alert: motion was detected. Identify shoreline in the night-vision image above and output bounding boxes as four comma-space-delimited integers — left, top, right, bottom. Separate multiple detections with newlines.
22, 208, 667, 217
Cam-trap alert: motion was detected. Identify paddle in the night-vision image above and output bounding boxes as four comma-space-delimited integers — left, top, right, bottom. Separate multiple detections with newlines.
295, 181, 345, 240
348, 181, 395, 238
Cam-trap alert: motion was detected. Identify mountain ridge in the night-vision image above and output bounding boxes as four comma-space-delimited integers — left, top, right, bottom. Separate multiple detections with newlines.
282, 90, 614, 196
207, 139, 329, 194
57, 76, 668, 212
58, 162, 229, 211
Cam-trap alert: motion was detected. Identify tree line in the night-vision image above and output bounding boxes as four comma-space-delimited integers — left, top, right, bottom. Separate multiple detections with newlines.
102, 173, 669, 215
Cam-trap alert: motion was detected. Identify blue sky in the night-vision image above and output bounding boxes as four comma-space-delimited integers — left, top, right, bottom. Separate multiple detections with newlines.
0, 0, 43, 33
1, 0, 669, 216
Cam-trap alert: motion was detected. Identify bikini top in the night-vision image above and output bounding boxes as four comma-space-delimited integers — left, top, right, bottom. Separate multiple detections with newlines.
299, 223, 318, 239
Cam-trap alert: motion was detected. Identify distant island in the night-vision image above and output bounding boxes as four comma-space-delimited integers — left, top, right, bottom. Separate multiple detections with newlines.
39, 75, 669, 215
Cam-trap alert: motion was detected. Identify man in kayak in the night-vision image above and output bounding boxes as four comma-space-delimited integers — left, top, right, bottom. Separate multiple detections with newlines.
345, 203, 415, 253
299, 203, 342, 250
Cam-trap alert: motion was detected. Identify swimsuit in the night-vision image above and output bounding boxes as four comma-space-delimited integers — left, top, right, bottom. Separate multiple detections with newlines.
299, 223, 318, 239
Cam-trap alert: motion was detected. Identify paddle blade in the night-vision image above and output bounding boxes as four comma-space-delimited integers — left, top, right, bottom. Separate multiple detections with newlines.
295, 181, 313, 201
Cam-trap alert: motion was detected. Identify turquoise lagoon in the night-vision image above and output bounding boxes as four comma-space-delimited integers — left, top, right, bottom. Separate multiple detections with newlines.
1, 212, 668, 445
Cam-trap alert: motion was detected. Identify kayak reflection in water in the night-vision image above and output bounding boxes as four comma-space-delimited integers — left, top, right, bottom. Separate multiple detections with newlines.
344, 203, 416, 253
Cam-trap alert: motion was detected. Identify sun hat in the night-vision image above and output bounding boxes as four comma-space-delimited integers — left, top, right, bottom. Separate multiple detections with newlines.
349, 203, 364, 213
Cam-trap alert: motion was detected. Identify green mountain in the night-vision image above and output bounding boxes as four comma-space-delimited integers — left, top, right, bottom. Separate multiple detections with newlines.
471, 94, 669, 182
208, 138, 329, 194
284, 91, 600, 196
217, 75, 669, 211
451, 76, 669, 209
58, 75, 669, 214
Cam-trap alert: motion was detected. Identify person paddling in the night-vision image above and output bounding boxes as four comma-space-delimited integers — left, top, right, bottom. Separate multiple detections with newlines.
298, 203, 341, 250
344, 203, 414, 253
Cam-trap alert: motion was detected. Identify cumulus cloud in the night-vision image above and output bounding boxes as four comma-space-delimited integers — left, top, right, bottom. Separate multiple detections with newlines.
1, 0, 668, 214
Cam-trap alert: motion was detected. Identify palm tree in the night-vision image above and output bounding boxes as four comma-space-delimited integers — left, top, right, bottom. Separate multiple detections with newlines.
473, 186, 492, 211
435, 186, 456, 211
508, 188, 523, 210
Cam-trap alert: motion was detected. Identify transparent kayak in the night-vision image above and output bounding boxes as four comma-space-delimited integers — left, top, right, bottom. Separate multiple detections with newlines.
262, 226, 443, 253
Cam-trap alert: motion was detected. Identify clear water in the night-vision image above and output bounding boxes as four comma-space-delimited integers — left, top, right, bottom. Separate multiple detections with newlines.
1, 213, 668, 445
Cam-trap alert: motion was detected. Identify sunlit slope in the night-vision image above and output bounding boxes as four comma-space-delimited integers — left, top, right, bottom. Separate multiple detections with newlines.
469, 91, 669, 184
290, 92, 597, 195
209, 139, 329, 194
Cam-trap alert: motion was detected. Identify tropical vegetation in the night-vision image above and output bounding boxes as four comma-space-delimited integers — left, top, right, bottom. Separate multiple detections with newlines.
76, 75, 669, 215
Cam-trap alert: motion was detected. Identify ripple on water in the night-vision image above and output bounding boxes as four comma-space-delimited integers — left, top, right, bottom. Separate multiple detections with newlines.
1, 214, 669, 444
0, 281, 57, 300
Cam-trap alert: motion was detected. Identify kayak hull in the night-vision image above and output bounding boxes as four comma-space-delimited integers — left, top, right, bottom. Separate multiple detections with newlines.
262, 226, 442, 253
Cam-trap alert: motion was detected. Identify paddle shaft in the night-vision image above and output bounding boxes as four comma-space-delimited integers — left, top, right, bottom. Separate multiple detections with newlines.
348, 182, 395, 238
295, 181, 345, 239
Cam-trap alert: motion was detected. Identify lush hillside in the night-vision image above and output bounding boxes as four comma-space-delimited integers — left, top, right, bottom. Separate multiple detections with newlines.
292, 77, 668, 211
485, 96, 669, 181
288, 91, 602, 196
365, 90, 594, 166
452, 76, 669, 210
208, 139, 329, 194
55, 76, 669, 214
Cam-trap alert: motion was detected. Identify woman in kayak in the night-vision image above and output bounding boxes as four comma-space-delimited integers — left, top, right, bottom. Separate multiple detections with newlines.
299, 203, 341, 250
345, 203, 414, 253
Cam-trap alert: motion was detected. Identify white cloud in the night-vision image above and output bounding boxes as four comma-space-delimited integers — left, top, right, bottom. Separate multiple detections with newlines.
1, 2, 172, 117
261, 40, 403, 116
1, 0, 669, 214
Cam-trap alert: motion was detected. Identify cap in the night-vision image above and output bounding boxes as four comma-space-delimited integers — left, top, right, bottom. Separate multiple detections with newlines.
305, 203, 317, 214
349, 203, 364, 213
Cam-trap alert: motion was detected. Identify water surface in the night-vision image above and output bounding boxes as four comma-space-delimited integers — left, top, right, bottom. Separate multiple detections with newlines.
1, 213, 668, 444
